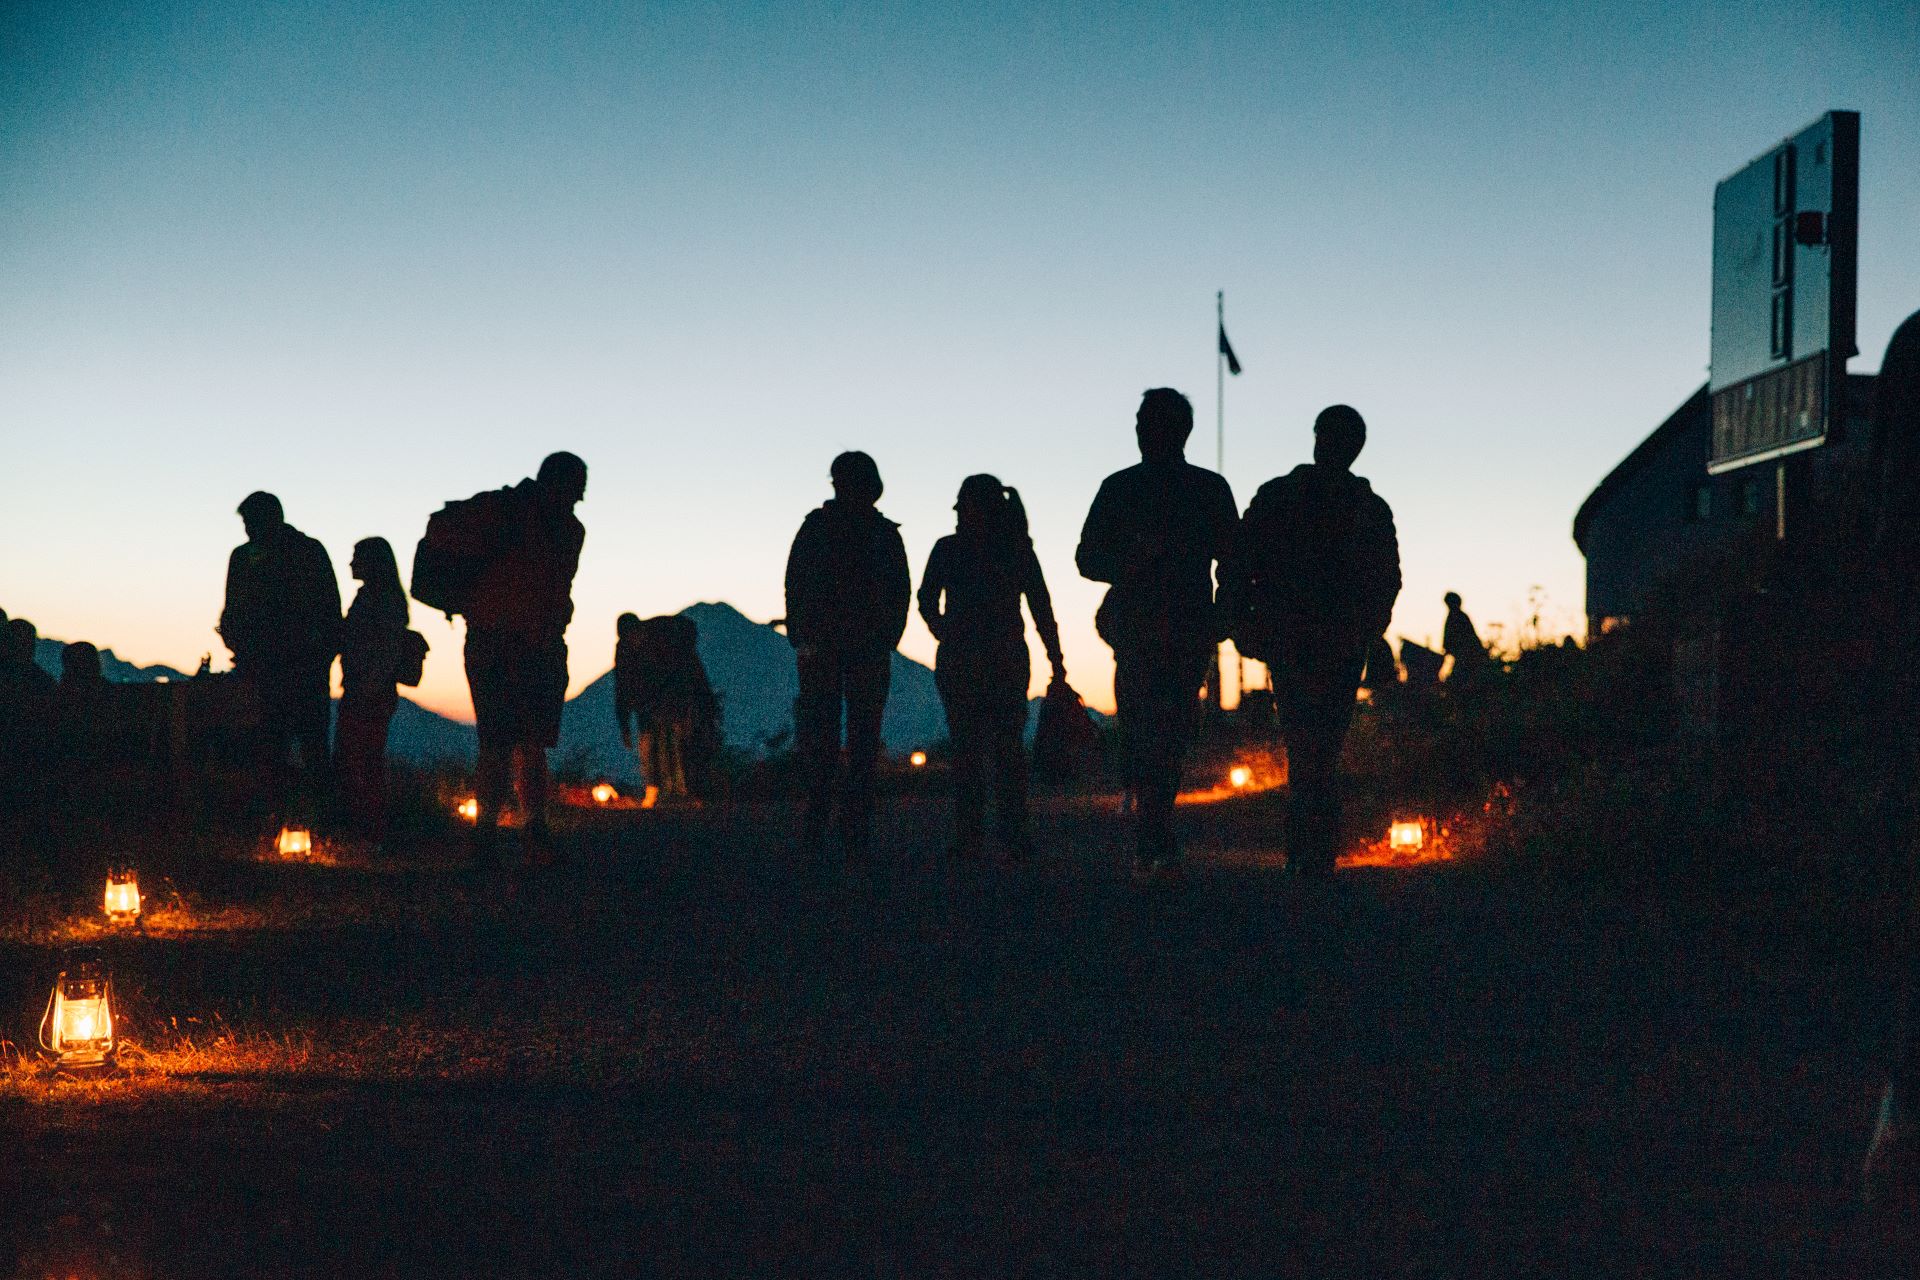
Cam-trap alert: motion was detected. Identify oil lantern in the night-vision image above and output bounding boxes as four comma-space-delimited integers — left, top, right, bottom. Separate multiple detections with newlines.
1388, 819, 1426, 852
277, 826, 313, 858
41, 951, 114, 1069
1229, 765, 1253, 789
456, 797, 478, 821
909, 751, 928, 769
103, 868, 141, 923
591, 782, 617, 805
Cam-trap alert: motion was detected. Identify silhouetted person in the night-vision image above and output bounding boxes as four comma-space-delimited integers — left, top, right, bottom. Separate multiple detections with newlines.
1361, 634, 1399, 694
459, 452, 588, 859
614, 612, 720, 802
219, 491, 341, 811
52, 639, 110, 762
1442, 591, 1490, 682
335, 537, 411, 844
1221, 404, 1400, 879
1866, 309, 1920, 1211
785, 451, 910, 862
0, 618, 54, 802
1077, 388, 1238, 883
919, 476, 1065, 862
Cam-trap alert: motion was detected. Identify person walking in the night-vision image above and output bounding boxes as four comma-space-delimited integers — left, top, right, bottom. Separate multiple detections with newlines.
1077, 388, 1238, 884
784, 451, 910, 863
335, 537, 413, 844
918, 475, 1065, 863
449, 452, 588, 862
218, 491, 341, 813
1221, 404, 1401, 879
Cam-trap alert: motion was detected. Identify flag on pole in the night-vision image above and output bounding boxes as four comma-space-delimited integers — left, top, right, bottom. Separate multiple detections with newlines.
1218, 322, 1242, 376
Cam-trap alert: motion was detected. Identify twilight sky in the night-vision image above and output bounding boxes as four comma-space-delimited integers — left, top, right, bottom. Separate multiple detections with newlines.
3, 0, 1917, 718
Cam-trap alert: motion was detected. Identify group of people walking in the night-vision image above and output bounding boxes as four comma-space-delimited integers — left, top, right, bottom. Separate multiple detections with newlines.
785, 387, 1403, 883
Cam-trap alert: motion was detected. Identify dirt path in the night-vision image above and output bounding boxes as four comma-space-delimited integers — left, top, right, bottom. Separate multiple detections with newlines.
0, 798, 1904, 1276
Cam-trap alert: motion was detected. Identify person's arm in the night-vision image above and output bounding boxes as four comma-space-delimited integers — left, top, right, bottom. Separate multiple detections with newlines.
916, 541, 949, 643
1021, 545, 1065, 677
1075, 477, 1124, 584
1363, 496, 1403, 640
882, 523, 911, 650
309, 538, 344, 659
217, 547, 245, 662
783, 516, 820, 648
613, 652, 635, 746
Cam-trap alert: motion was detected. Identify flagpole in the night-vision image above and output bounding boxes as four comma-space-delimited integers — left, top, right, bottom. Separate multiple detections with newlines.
1216, 289, 1225, 473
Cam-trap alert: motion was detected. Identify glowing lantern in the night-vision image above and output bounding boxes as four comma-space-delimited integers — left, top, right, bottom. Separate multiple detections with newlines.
40, 952, 114, 1069
456, 798, 478, 822
277, 826, 312, 858
103, 868, 141, 923
1229, 765, 1253, 789
1388, 820, 1426, 852
592, 782, 617, 805
909, 751, 928, 769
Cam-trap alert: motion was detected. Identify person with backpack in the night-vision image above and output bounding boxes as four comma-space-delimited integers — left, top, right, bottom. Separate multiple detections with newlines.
414, 452, 588, 862
335, 537, 419, 844
613, 611, 721, 804
218, 491, 342, 813
1220, 405, 1401, 879
917, 475, 1065, 863
784, 451, 910, 864
1077, 388, 1239, 886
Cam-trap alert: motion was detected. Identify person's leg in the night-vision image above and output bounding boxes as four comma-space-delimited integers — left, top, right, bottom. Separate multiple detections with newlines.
465, 630, 514, 832
520, 741, 552, 840
793, 651, 838, 851
333, 694, 374, 836
990, 684, 1031, 856
840, 651, 890, 858
1135, 642, 1209, 869
291, 660, 334, 797
1112, 649, 1157, 865
940, 669, 986, 857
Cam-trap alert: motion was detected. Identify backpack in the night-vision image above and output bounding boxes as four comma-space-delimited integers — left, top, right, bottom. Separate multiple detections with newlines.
410, 489, 512, 618
1032, 677, 1101, 784
396, 629, 430, 688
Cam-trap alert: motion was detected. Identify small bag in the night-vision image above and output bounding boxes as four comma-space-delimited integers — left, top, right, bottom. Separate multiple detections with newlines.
396, 630, 430, 688
1032, 676, 1100, 783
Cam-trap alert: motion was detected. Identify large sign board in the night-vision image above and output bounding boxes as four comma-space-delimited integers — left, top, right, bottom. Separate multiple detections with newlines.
1708, 111, 1858, 473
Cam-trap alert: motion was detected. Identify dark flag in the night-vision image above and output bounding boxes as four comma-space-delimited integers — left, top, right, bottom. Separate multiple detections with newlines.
1218, 323, 1242, 376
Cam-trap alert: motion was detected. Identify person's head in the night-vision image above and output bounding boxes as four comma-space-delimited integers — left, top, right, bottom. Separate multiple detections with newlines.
61, 641, 101, 686
237, 491, 285, 542
536, 451, 589, 510
349, 537, 403, 592
954, 473, 1030, 548
830, 451, 884, 507
1444, 591, 1462, 611
1312, 404, 1367, 472
1136, 388, 1194, 462
3, 617, 34, 664
616, 611, 641, 639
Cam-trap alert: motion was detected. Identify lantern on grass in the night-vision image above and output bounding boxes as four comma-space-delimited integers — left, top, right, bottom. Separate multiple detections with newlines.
456, 798, 478, 822
1229, 765, 1253, 789
591, 782, 617, 805
277, 826, 312, 858
909, 751, 928, 769
1388, 819, 1426, 852
40, 951, 114, 1069
103, 868, 141, 923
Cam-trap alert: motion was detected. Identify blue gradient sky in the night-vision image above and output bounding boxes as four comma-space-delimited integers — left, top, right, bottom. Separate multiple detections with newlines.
4, 0, 1917, 717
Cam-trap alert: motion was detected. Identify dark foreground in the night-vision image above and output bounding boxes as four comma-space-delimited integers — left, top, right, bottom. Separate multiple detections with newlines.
0, 796, 1909, 1278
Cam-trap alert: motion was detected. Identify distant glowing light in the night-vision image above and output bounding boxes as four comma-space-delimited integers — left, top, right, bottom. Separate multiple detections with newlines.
1388, 820, 1426, 851
1229, 765, 1253, 789
591, 783, 617, 805
103, 869, 141, 922
277, 827, 312, 858
456, 798, 478, 822
641, 785, 659, 810
909, 751, 928, 768
41, 953, 114, 1069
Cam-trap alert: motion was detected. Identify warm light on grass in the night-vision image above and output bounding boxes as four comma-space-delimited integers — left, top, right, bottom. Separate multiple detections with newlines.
103, 869, 141, 923
591, 783, 617, 805
42, 954, 114, 1069
1388, 820, 1426, 852
277, 827, 312, 858
456, 798, 478, 822
1229, 765, 1252, 789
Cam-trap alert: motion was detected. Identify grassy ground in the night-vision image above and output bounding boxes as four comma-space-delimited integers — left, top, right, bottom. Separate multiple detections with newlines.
0, 791, 1910, 1277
